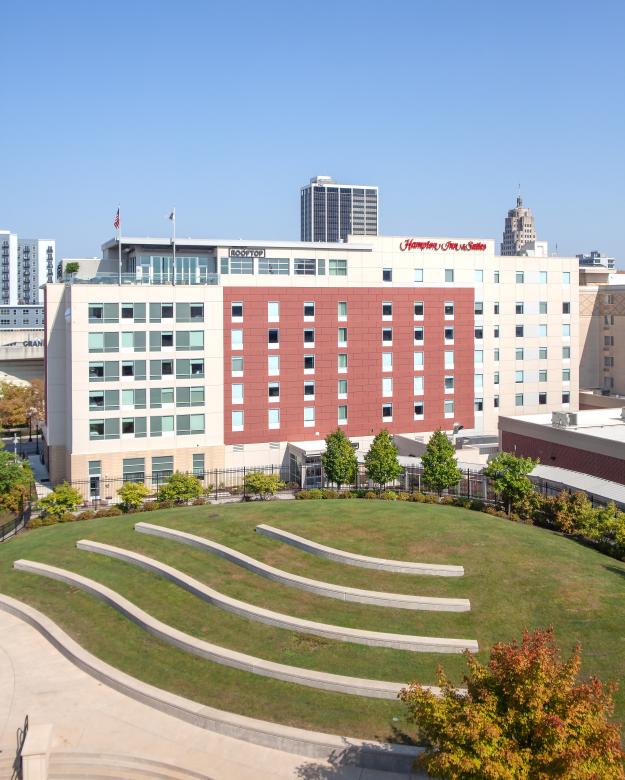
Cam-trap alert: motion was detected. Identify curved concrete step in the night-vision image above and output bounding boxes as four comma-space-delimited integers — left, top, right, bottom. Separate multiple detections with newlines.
49, 751, 212, 779
255, 524, 465, 576
13, 557, 419, 698
74, 541, 478, 653
135, 522, 470, 612
0, 593, 423, 773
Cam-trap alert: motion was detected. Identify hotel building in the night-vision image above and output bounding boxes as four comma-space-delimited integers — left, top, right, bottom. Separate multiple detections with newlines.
42, 233, 579, 486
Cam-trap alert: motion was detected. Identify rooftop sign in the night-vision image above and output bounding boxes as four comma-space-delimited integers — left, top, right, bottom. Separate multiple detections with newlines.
399, 239, 487, 252
228, 248, 265, 258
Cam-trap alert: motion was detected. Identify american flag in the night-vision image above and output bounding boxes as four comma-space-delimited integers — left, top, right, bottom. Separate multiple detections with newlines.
113, 208, 120, 230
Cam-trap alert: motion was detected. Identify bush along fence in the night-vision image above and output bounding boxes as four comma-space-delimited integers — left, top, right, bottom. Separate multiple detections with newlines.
0, 486, 34, 542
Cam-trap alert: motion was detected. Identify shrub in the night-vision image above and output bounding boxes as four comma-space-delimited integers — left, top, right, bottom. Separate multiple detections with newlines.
453, 497, 472, 509
76, 509, 95, 521
296, 489, 323, 500
38, 482, 83, 520
353, 489, 367, 498
26, 517, 42, 529
321, 488, 338, 499
422, 493, 437, 504
364, 491, 377, 500
338, 490, 353, 499
158, 499, 174, 509
117, 481, 151, 511
243, 471, 285, 500
142, 501, 160, 511
397, 491, 410, 501
94, 507, 122, 518
192, 497, 206, 506
57, 512, 76, 523
159, 472, 203, 504
381, 490, 397, 500
469, 499, 486, 512
440, 495, 455, 505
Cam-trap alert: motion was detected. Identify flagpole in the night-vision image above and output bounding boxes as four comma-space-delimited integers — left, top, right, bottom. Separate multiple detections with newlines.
117, 206, 122, 285
172, 207, 176, 286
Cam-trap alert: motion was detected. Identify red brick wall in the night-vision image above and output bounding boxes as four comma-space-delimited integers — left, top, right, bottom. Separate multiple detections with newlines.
223, 287, 475, 445
501, 431, 625, 485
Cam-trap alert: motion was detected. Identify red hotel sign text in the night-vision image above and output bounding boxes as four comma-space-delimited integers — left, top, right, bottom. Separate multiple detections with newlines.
399, 239, 487, 252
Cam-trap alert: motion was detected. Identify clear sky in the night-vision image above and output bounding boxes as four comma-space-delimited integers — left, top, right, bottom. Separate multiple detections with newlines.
1, 0, 624, 263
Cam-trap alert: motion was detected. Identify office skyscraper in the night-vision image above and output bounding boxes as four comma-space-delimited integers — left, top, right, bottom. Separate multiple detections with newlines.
300, 176, 378, 242
501, 196, 537, 256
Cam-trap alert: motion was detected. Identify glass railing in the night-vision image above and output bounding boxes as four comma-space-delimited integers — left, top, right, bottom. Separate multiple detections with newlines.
66, 272, 220, 286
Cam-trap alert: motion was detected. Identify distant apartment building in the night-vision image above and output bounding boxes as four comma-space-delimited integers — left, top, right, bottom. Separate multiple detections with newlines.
42, 232, 578, 487
300, 176, 378, 242
0, 305, 44, 329
501, 196, 537, 256
0, 230, 56, 305
577, 250, 615, 270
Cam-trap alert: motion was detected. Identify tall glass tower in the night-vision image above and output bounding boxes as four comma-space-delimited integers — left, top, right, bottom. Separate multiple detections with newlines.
300, 176, 378, 242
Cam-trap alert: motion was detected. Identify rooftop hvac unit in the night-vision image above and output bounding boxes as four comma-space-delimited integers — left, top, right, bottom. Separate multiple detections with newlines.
551, 412, 578, 428
620, 408, 625, 421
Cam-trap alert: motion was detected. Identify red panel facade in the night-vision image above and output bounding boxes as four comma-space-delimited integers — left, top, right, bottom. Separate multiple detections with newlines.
223, 287, 475, 445
501, 431, 625, 486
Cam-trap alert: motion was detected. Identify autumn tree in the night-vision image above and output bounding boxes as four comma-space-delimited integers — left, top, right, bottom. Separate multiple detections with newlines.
400, 628, 625, 779
0, 380, 45, 429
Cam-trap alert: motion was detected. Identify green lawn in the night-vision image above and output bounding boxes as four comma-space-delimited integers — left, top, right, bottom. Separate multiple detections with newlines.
0, 500, 624, 740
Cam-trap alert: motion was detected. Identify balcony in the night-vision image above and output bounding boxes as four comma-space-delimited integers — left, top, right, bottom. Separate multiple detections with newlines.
65, 271, 220, 286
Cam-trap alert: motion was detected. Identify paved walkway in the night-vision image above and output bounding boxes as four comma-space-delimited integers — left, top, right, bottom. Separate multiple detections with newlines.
27, 454, 52, 500
0, 609, 417, 779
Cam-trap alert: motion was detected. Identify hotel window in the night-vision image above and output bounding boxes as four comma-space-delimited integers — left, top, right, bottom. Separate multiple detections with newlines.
89, 390, 119, 411
89, 361, 119, 382
562, 369, 571, 381
475, 269, 484, 283
226, 257, 254, 274
494, 348, 500, 361
382, 268, 392, 282
414, 268, 423, 282
176, 303, 203, 323
232, 410, 244, 431
562, 301, 570, 314
605, 356, 614, 367
329, 259, 347, 276
338, 405, 348, 424
120, 331, 145, 352
494, 372, 499, 385
475, 327, 483, 339
294, 258, 317, 275
475, 349, 483, 364
539, 370, 547, 382
122, 417, 147, 438
445, 269, 454, 283
414, 351, 424, 370
563, 346, 571, 358
268, 301, 280, 321
444, 399, 454, 417
515, 302, 524, 314
516, 271, 524, 283
259, 258, 289, 275
151, 303, 174, 323
474, 398, 484, 412
515, 394, 524, 407
494, 270, 500, 283
337, 327, 347, 346
444, 376, 454, 391
515, 370, 524, 383
232, 384, 244, 404
231, 330, 243, 350
475, 373, 483, 389
338, 353, 347, 372
444, 301, 454, 316
562, 324, 571, 337
176, 414, 205, 436
414, 400, 424, 418
303, 328, 315, 345
494, 396, 499, 408
539, 392, 547, 405
494, 302, 499, 314
122, 458, 144, 482
382, 377, 393, 397
539, 347, 548, 359
124, 388, 146, 409
562, 392, 570, 404
150, 359, 173, 379
268, 382, 280, 401
268, 408, 280, 429
515, 325, 524, 337
149, 415, 173, 438
152, 456, 174, 482
538, 324, 547, 337
304, 407, 315, 426
303, 301, 315, 319
444, 326, 454, 342
382, 403, 393, 420
88, 332, 118, 353
382, 352, 393, 371
90, 419, 119, 440
305, 381, 316, 398
231, 356, 244, 376
337, 379, 347, 398
175, 331, 203, 351
562, 272, 571, 285
515, 347, 524, 360
337, 301, 347, 319
414, 301, 424, 317
414, 375, 424, 395
494, 326, 499, 338
538, 301, 548, 314
382, 328, 393, 344
268, 328, 280, 346
444, 350, 454, 368
474, 301, 483, 315
539, 271, 547, 284
121, 303, 146, 323
150, 387, 174, 408
268, 355, 280, 375
304, 354, 315, 372
89, 303, 118, 323
382, 301, 393, 318
414, 327, 424, 343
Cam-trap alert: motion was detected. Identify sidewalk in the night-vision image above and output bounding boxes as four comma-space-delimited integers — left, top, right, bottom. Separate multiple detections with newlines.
27, 454, 52, 500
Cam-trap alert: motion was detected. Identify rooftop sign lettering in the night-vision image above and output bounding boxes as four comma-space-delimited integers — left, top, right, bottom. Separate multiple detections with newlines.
399, 239, 487, 252
229, 248, 265, 258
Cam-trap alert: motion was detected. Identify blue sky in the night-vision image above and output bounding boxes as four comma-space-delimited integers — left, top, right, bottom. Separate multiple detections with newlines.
1, 0, 624, 262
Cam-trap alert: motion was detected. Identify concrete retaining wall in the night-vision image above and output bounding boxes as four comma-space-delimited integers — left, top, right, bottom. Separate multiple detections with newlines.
13, 558, 414, 699
136, 522, 470, 612
74, 542, 477, 653
0, 593, 423, 772
256, 524, 465, 577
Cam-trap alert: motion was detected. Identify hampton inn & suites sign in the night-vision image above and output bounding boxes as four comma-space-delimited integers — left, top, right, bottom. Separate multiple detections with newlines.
399, 239, 487, 252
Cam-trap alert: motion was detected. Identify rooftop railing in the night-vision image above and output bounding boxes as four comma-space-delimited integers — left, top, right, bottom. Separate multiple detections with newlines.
66, 271, 219, 286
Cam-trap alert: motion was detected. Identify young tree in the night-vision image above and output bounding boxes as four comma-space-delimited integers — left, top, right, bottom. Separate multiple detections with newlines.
117, 481, 151, 511
38, 482, 83, 519
400, 628, 625, 779
0, 451, 32, 513
244, 471, 285, 500
484, 451, 537, 515
421, 429, 463, 498
158, 471, 203, 504
64, 261, 80, 277
364, 429, 402, 492
321, 428, 358, 490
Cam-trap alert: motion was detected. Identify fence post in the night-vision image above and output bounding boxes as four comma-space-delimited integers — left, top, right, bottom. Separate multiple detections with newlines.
243, 466, 246, 499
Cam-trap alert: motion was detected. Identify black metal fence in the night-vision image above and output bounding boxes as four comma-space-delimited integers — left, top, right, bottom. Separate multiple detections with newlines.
0, 493, 33, 542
